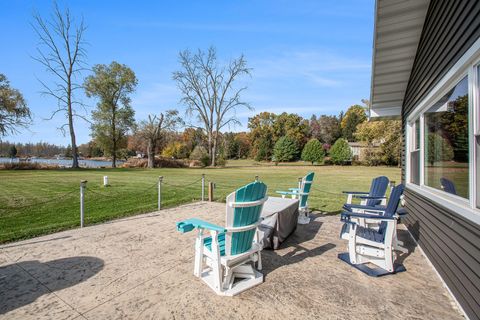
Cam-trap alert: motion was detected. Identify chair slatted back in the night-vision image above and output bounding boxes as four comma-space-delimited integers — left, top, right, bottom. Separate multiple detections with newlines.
299, 172, 315, 208
367, 176, 389, 206
225, 182, 267, 256
378, 184, 404, 235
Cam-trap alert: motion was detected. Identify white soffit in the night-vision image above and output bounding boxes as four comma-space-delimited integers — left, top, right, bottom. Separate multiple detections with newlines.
370, 0, 430, 119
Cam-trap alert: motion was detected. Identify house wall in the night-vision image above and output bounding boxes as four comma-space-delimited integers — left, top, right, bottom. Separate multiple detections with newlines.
402, 1, 480, 319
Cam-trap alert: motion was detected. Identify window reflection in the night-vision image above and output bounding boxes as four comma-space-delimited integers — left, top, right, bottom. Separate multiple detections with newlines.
424, 76, 469, 199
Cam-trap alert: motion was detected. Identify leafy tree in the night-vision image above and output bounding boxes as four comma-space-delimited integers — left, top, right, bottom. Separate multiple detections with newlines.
182, 127, 206, 155
355, 120, 402, 166
189, 145, 210, 167
84, 62, 137, 167
137, 110, 183, 168
0, 74, 31, 136
223, 132, 240, 159
234, 132, 251, 158
273, 136, 299, 163
427, 133, 454, 166
248, 112, 276, 160
310, 114, 340, 144
301, 138, 325, 164
32, 3, 87, 168
254, 137, 273, 162
173, 47, 252, 166
8, 145, 17, 158
272, 112, 310, 150
162, 141, 189, 159
341, 105, 367, 141
329, 138, 352, 164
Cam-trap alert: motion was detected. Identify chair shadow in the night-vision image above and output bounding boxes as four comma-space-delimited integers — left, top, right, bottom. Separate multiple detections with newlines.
262, 214, 336, 277
395, 228, 417, 264
0, 256, 104, 314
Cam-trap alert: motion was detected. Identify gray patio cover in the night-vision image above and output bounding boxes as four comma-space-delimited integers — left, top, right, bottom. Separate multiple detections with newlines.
259, 197, 299, 250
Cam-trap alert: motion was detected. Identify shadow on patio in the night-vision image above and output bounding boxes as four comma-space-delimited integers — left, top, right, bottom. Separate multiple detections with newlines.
0, 256, 104, 314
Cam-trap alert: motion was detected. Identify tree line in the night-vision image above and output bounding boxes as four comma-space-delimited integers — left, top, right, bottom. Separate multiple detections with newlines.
0, 2, 401, 168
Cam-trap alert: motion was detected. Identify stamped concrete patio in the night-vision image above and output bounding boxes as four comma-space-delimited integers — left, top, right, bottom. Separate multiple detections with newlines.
0, 202, 464, 320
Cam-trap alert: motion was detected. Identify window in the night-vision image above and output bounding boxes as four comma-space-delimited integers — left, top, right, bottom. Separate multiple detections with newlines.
424, 76, 469, 199
477, 67, 480, 208
406, 38, 480, 219
410, 118, 420, 185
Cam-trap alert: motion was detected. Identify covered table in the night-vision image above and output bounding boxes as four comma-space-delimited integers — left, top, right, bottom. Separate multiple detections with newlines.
259, 197, 299, 250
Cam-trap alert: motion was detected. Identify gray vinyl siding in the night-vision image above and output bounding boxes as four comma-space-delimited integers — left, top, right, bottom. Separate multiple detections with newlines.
401, 1, 480, 319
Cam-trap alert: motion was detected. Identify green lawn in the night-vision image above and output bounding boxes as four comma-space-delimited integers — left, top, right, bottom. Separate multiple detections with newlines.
0, 160, 400, 243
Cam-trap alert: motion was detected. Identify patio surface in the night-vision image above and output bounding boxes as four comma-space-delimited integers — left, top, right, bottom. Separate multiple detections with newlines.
0, 201, 464, 320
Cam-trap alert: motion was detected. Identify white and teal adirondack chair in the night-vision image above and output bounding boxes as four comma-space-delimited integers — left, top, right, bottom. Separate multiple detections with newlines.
176, 181, 268, 296
276, 172, 314, 224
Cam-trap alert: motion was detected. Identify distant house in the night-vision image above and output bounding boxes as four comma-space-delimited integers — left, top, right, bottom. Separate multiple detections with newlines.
369, 1, 480, 319
347, 142, 380, 161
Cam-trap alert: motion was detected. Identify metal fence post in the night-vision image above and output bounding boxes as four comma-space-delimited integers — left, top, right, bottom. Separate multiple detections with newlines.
80, 180, 87, 228
158, 176, 163, 210
208, 182, 215, 202
201, 174, 205, 201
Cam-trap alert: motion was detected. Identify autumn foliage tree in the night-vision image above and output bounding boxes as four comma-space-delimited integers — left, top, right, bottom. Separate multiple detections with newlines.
0, 74, 31, 136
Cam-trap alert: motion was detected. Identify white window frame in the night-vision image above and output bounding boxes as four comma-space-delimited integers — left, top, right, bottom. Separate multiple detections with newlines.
406, 36, 480, 226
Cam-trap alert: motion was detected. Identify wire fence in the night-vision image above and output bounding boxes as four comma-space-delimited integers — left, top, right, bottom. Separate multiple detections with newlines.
0, 172, 359, 242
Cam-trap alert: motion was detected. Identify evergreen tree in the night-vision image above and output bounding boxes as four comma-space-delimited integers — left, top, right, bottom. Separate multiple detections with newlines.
273, 136, 299, 162
301, 138, 325, 164
329, 138, 352, 164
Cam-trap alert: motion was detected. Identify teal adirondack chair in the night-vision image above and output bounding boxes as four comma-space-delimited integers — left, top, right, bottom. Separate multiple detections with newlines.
176, 181, 268, 296
276, 172, 314, 224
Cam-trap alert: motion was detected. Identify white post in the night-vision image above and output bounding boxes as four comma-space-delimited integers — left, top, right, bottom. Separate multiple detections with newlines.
201, 174, 205, 201
298, 177, 302, 190
158, 176, 163, 210
390, 180, 396, 193
80, 180, 87, 228
103, 176, 109, 187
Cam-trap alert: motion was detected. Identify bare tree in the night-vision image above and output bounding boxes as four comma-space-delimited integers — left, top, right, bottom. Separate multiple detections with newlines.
173, 47, 252, 166
32, 2, 87, 168
138, 110, 183, 168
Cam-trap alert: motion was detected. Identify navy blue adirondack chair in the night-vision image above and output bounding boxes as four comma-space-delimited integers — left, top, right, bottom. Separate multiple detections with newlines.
342, 176, 390, 212
339, 184, 405, 275
440, 177, 457, 195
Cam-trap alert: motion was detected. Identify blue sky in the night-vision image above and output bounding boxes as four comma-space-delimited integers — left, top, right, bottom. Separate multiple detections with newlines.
1, 0, 374, 145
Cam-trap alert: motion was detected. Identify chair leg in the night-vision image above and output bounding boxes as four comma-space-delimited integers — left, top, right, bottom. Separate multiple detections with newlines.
348, 224, 358, 264
257, 251, 262, 271
210, 231, 223, 292
194, 231, 204, 277
384, 246, 394, 272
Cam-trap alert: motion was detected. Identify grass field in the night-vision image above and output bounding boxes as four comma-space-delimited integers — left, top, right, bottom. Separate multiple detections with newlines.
0, 160, 400, 243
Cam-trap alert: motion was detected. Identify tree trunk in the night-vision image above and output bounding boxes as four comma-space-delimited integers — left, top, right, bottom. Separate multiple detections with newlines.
111, 106, 116, 168
207, 131, 213, 160
147, 140, 155, 168
211, 136, 217, 167
67, 82, 79, 169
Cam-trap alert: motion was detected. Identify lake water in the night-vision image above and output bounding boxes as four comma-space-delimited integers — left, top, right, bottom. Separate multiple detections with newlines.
0, 157, 124, 168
